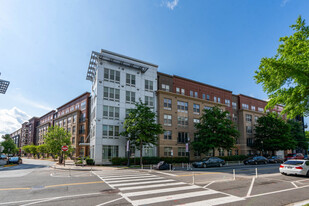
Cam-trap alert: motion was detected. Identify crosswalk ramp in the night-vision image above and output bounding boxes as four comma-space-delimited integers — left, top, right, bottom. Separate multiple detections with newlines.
93, 170, 244, 206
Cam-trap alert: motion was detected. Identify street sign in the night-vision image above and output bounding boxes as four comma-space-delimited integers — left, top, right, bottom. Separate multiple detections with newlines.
62, 145, 68, 152
171, 150, 173, 156
126, 140, 130, 152
186, 143, 189, 152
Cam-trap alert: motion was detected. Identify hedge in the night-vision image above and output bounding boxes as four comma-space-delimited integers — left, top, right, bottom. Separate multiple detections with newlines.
217, 155, 249, 161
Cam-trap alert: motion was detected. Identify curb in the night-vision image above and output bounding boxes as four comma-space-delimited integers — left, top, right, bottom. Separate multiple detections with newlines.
288, 199, 309, 206
51, 166, 100, 171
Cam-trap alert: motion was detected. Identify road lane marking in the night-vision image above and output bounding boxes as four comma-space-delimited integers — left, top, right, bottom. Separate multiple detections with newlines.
119, 182, 186, 191
96, 197, 124, 206
0, 187, 31, 191
203, 181, 215, 188
45, 181, 104, 188
110, 179, 175, 187
246, 177, 255, 197
291, 182, 298, 188
152, 170, 177, 176
104, 175, 156, 181
107, 177, 164, 183
176, 195, 245, 206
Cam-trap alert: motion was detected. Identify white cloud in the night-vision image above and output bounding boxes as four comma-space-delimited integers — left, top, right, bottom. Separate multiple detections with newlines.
16, 94, 53, 111
163, 0, 179, 10
0, 107, 31, 138
281, 0, 290, 7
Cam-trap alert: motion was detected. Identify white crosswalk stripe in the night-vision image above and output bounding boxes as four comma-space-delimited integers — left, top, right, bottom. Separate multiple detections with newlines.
93, 170, 244, 206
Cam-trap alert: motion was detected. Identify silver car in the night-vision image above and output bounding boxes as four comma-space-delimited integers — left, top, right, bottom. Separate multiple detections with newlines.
279, 160, 309, 176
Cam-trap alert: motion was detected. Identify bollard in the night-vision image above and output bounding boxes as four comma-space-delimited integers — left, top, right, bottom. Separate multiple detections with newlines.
255, 168, 258, 178
233, 169, 235, 180
169, 164, 172, 171
182, 163, 184, 168
192, 172, 195, 184
69, 168, 71, 177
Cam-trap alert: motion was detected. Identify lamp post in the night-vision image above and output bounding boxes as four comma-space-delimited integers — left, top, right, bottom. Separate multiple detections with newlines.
261, 140, 264, 156
126, 140, 130, 167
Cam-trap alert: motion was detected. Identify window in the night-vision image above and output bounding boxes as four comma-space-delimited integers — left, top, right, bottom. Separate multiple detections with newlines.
193, 119, 200, 124
81, 101, 86, 111
104, 68, 120, 83
202, 94, 206, 100
164, 131, 172, 140
219, 149, 224, 156
214, 96, 217, 102
145, 80, 154, 91
232, 114, 238, 121
247, 138, 254, 147
178, 147, 186, 157
181, 89, 185, 95
125, 109, 132, 118
145, 96, 154, 107
193, 104, 200, 113
177, 101, 188, 112
225, 99, 230, 107
102, 145, 119, 160
72, 137, 75, 144
246, 114, 252, 122
103, 125, 120, 139
194, 92, 198, 98
228, 150, 232, 156
72, 126, 76, 134
177, 116, 188, 127
178, 132, 189, 143
68, 117, 71, 124
232, 102, 237, 110
162, 84, 170, 91
242, 104, 249, 109
176, 87, 180, 94
104, 87, 120, 101
164, 98, 172, 109
63, 119, 66, 127
246, 126, 252, 134
126, 91, 136, 104
254, 116, 259, 123
190, 91, 193, 97
103, 106, 120, 120
164, 147, 172, 157
204, 106, 212, 110
164, 114, 172, 126
126, 73, 136, 87
207, 95, 210, 100
251, 106, 256, 111
218, 97, 221, 103
258, 107, 264, 112
235, 150, 239, 155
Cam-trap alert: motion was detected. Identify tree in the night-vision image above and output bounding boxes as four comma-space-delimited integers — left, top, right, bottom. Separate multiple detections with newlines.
1, 134, 11, 141
37, 144, 48, 158
0, 137, 17, 155
287, 120, 307, 152
254, 16, 309, 119
44, 126, 72, 164
28, 145, 38, 158
22, 145, 31, 157
253, 113, 296, 154
191, 106, 239, 157
121, 100, 164, 166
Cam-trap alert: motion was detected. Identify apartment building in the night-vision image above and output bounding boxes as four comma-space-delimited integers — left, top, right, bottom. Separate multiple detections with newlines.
53, 92, 90, 158
86, 49, 158, 164
36, 110, 55, 145
10, 128, 21, 148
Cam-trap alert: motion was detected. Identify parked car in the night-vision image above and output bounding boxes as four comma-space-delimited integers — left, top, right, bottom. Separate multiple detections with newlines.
7, 157, 22, 164
192, 157, 225, 168
304, 155, 309, 160
154, 161, 170, 170
243, 156, 268, 165
280, 160, 309, 176
0, 154, 7, 160
284, 153, 304, 161
267, 156, 284, 164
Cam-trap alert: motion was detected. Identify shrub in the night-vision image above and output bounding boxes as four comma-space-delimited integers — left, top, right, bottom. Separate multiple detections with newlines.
111, 157, 189, 165
217, 155, 249, 161
86, 158, 95, 165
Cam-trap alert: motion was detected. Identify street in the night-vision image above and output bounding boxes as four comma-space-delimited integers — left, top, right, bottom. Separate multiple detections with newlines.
1, 159, 309, 205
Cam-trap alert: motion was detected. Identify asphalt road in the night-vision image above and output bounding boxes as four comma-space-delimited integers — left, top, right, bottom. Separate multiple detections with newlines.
1, 159, 309, 206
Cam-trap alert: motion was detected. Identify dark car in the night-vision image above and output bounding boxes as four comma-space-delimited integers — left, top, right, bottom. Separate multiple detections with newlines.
7, 157, 22, 164
243, 156, 268, 165
284, 153, 304, 161
192, 157, 225, 168
267, 156, 284, 163
154, 161, 170, 170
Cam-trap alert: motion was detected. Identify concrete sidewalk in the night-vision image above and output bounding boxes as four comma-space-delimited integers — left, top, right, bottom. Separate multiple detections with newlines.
52, 163, 122, 171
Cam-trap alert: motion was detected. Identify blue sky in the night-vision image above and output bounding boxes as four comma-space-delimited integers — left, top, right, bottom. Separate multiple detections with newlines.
0, 0, 308, 136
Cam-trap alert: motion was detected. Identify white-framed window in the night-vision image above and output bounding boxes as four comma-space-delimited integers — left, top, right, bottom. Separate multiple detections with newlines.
202, 94, 206, 100
177, 116, 188, 127
254, 116, 259, 123
204, 106, 212, 110
177, 101, 188, 112
104, 87, 120, 101
214, 96, 217, 102
81, 101, 86, 111
126, 91, 136, 104
242, 104, 249, 109
193, 104, 200, 113
104, 68, 120, 83
164, 147, 172, 157
258, 107, 264, 112
162, 84, 170, 91
176, 87, 180, 94
102, 125, 120, 139
246, 126, 252, 134
178, 132, 189, 143
207, 95, 210, 100
232, 114, 238, 121
103, 105, 120, 120
102, 145, 119, 160
125, 109, 133, 118
181, 88, 185, 95
194, 91, 198, 98
251, 106, 256, 111
190, 91, 193, 97
126, 73, 136, 87
145, 80, 154, 91
232, 102, 237, 110
145, 96, 154, 107
218, 97, 221, 103
178, 147, 186, 157
246, 114, 252, 122
225, 99, 230, 107
164, 114, 172, 126
164, 98, 172, 109
164, 131, 172, 140
193, 118, 200, 124
219, 149, 225, 156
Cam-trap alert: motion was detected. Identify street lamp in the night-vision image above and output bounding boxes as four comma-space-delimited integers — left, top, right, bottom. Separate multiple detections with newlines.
0, 73, 10, 94
261, 140, 264, 156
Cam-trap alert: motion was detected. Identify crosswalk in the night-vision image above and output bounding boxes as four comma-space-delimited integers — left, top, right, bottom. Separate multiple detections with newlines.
93, 170, 244, 206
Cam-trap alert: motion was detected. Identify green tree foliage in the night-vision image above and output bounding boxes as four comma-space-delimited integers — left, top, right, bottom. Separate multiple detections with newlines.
254, 16, 309, 118
22, 145, 31, 156
121, 100, 164, 166
37, 144, 48, 158
1, 137, 18, 154
288, 120, 307, 151
191, 106, 239, 157
254, 113, 296, 154
1, 134, 11, 141
44, 126, 72, 163
28, 144, 38, 158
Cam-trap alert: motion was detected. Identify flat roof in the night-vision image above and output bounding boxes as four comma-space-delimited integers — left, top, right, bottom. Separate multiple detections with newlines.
57, 92, 90, 110
39, 110, 56, 119
238, 94, 268, 103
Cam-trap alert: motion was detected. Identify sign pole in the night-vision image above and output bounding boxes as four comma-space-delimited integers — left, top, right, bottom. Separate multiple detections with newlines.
127, 140, 130, 167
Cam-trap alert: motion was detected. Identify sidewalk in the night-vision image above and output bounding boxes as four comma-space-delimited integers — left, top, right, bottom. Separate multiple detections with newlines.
52, 163, 123, 171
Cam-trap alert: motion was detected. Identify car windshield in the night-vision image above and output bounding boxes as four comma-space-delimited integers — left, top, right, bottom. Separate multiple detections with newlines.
201, 158, 210, 161
284, 161, 303, 165
10, 157, 18, 161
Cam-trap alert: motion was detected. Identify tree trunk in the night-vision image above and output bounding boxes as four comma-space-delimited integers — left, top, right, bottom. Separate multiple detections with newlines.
140, 141, 143, 166
213, 148, 215, 157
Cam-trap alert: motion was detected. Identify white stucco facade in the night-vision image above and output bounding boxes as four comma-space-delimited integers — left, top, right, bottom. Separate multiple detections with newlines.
87, 49, 158, 165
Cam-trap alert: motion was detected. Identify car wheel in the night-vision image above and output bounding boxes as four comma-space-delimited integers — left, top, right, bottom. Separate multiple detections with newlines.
203, 163, 207, 168
306, 171, 309, 177
219, 163, 223, 167
255, 161, 258, 165
274, 161, 277, 164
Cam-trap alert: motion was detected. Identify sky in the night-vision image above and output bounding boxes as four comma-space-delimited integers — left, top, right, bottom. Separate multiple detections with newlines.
0, 0, 309, 138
